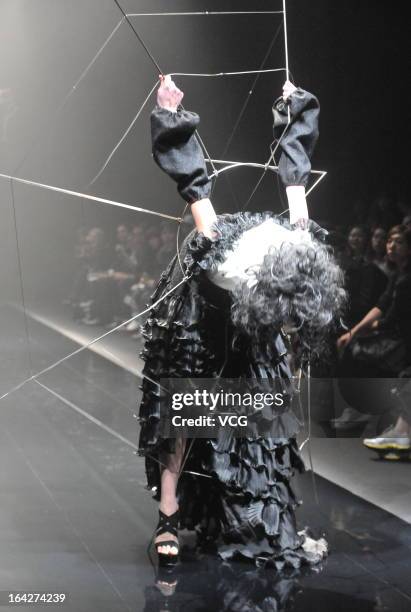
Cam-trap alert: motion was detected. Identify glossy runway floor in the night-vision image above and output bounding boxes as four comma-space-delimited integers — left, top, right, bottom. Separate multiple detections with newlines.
1, 309, 410, 611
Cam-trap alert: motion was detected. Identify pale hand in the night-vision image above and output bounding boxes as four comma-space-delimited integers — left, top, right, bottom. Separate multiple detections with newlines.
157, 75, 184, 112
336, 331, 353, 356
283, 80, 297, 101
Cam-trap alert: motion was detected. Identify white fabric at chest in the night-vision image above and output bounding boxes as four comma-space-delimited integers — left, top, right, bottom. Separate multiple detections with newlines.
207, 219, 312, 291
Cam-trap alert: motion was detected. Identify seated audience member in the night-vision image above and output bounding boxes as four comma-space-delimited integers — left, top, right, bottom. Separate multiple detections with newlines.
367, 227, 397, 279
331, 226, 398, 429
122, 225, 163, 333
80, 228, 116, 325
337, 225, 411, 445
71, 227, 131, 327
112, 224, 137, 272
70, 227, 112, 320
402, 214, 411, 232
340, 225, 387, 327
130, 224, 145, 268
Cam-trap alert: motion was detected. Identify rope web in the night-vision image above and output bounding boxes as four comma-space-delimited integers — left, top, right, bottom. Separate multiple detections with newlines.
1, 1, 320, 490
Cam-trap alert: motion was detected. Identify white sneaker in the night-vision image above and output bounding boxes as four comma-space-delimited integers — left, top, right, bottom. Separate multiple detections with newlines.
363, 427, 411, 451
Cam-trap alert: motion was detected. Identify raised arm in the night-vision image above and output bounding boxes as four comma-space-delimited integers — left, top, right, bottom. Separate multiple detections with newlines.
275, 80, 320, 226
151, 75, 217, 238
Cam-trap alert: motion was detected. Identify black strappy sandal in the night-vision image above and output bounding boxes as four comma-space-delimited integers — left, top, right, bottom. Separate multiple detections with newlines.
155, 509, 180, 567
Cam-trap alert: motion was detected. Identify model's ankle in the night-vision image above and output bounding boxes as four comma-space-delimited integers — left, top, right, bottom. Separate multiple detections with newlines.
159, 501, 179, 516
392, 419, 410, 436
391, 427, 410, 436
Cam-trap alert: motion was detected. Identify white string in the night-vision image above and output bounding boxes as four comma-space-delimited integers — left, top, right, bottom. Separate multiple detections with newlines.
89, 345, 170, 396
206, 158, 326, 174
170, 68, 287, 77
127, 11, 284, 17
219, 21, 284, 160
35, 379, 140, 450
298, 362, 311, 453
282, 0, 290, 82
81, 37, 289, 188
87, 80, 158, 187
240, 105, 291, 211
0, 172, 182, 222
298, 359, 319, 506
9, 180, 34, 377
85, 68, 289, 186
282, 0, 291, 128
112, 0, 218, 180
0, 275, 190, 402
203, 158, 327, 192
176, 203, 189, 274
14, 18, 125, 174
305, 172, 327, 196
193, 130, 217, 176
34, 379, 212, 480
63, 19, 125, 102
209, 161, 279, 178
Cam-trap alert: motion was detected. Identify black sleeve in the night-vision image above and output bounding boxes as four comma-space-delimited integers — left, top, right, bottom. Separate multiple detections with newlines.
272, 88, 320, 188
359, 263, 388, 317
390, 276, 411, 321
376, 275, 396, 314
150, 106, 211, 204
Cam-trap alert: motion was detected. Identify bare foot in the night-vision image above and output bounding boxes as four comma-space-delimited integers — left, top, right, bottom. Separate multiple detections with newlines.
155, 532, 178, 556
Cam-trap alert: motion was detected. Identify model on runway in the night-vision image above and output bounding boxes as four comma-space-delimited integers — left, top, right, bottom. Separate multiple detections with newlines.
138, 75, 345, 568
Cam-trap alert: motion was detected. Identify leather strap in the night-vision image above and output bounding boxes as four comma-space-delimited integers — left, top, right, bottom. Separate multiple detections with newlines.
155, 509, 179, 538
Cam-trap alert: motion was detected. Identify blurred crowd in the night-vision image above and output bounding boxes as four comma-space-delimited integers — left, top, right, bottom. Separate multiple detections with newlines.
67, 221, 178, 334
66, 195, 411, 458
67, 196, 411, 340
332, 218, 411, 329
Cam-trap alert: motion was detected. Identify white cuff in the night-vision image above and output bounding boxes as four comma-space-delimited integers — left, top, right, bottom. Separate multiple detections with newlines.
286, 185, 308, 225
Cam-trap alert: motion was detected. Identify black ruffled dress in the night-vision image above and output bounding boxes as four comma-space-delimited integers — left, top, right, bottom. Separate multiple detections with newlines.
138, 211, 325, 570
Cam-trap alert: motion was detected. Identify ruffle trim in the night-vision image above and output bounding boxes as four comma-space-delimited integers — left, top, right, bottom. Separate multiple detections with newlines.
182, 211, 329, 278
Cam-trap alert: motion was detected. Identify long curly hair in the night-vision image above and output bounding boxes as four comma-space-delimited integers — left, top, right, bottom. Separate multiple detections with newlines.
230, 235, 346, 361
